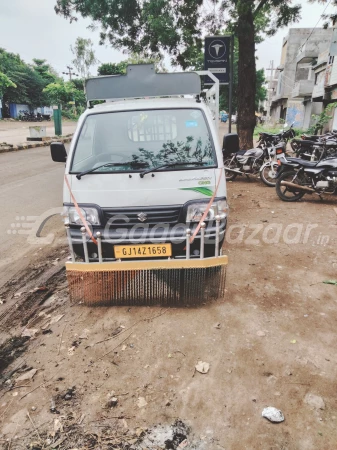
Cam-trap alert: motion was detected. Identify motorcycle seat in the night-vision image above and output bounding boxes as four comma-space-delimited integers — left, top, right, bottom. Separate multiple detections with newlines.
287, 157, 318, 167
292, 139, 319, 146
236, 150, 247, 156
261, 132, 281, 137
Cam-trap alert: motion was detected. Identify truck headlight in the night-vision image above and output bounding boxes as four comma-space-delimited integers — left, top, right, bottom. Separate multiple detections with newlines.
63, 206, 100, 226
186, 200, 229, 222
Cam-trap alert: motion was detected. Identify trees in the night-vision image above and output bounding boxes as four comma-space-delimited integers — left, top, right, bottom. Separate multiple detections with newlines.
256, 69, 267, 111
43, 80, 86, 117
32, 59, 58, 85
0, 73, 16, 97
43, 82, 75, 106
0, 48, 60, 113
55, 0, 301, 148
71, 37, 98, 84
97, 56, 164, 77
0, 48, 31, 106
97, 62, 129, 76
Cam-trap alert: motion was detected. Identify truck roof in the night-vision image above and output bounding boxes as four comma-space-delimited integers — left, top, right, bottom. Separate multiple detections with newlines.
85, 64, 201, 103
87, 97, 207, 115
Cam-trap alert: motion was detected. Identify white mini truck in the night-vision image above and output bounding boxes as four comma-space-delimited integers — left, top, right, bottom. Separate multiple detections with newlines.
51, 65, 228, 305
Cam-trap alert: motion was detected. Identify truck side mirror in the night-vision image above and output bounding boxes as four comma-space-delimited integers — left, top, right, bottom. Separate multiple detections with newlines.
51, 142, 67, 162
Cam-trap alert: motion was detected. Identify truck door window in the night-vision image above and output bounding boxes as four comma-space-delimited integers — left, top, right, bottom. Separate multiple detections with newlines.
72, 118, 95, 171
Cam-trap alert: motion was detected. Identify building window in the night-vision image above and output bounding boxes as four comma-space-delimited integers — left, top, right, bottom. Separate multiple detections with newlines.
329, 55, 335, 65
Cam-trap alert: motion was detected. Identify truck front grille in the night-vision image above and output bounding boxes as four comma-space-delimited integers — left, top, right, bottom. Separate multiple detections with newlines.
103, 205, 182, 228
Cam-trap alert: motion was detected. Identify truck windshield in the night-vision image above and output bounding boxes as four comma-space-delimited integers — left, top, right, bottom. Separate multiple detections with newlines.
70, 108, 217, 174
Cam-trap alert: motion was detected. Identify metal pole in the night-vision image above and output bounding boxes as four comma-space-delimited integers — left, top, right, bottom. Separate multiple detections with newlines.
215, 215, 221, 257
228, 35, 234, 134
81, 226, 89, 263
186, 228, 191, 260
65, 224, 75, 262
96, 232, 103, 263
196, 71, 219, 131
200, 222, 206, 259
53, 105, 62, 136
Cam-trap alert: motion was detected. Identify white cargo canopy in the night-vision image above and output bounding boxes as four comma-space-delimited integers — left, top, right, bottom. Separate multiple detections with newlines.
85, 64, 219, 127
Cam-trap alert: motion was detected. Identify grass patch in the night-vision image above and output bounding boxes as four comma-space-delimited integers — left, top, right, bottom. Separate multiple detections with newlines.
254, 125, 302, 138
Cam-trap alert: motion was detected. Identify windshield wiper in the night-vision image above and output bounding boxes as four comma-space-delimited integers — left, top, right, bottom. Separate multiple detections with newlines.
139, 161, 208, 178
76, 162, 149, 180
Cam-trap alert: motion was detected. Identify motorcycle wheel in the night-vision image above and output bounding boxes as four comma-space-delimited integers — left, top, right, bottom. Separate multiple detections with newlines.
260, 162, 278, 187
223, 158, 238, 181
290, 140, 299, 153
275, 170, 305, 202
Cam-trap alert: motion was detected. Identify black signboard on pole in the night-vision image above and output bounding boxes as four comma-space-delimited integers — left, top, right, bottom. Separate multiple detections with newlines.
204, 36, 231, 85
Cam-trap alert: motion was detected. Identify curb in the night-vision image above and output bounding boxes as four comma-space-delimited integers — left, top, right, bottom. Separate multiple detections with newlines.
0, 135, 73, 154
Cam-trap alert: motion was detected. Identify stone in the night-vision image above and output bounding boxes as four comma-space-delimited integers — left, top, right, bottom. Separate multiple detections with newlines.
195, 361, 210, 374
106, 396, 118, 408
16, 369, 37, 382
137, 397, 148, 408
262, 407, 285, 423
304, 393, 325, 410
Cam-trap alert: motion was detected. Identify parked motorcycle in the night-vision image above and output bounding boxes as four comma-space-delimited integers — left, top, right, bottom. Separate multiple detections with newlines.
22, 111, 35, 122
19, 110, 30, 121
291, 131, 337, 160
295, 139, 337, 161
223, 133, 286, 186
275, 153, 337, 202
258, 122, 296, 149
18, 110, 45, 122
260, 142, 287, 187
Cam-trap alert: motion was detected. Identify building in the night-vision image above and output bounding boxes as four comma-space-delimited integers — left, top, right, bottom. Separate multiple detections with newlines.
319, 28, 337, 131
0, 104, 53, 120
270, 28, 334, 129
8, 104, 53, 119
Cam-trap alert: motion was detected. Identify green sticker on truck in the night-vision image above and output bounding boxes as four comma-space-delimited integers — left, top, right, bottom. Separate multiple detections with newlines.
180, 187, 214, 197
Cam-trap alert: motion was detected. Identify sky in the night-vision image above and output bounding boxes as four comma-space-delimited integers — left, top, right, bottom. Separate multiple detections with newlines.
0, 0, 336, 78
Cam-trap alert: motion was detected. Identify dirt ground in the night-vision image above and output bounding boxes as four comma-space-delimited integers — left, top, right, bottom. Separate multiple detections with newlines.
0, 177, 336, 450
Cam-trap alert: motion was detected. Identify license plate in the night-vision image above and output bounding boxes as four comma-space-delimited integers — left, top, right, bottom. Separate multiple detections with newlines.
114, 244, 172, 259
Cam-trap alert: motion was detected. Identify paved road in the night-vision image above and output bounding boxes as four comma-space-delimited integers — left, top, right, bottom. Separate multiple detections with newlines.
0, 145, 67, 287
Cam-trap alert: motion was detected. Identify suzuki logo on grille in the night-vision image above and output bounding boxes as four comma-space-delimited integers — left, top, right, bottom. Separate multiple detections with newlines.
137, 212, 148, 222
